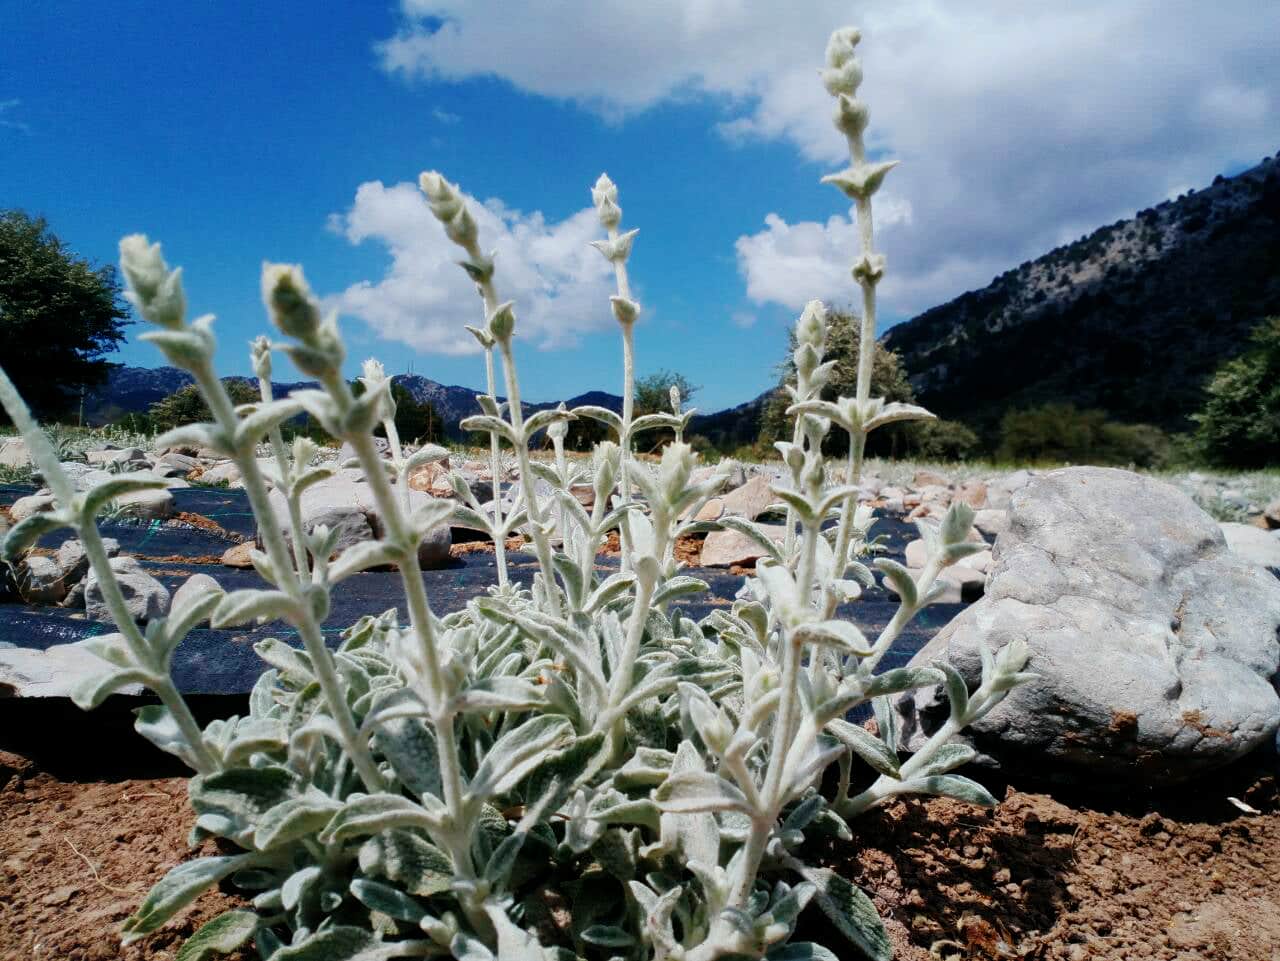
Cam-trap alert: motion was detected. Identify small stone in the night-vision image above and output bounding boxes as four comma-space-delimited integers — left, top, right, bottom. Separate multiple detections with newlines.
912, 468, 951, 488
221, 542, 255, 568
8, 494, 56, 524
718, 475, 777, 521
16, 555, 67, 604
700, 524, 786, 567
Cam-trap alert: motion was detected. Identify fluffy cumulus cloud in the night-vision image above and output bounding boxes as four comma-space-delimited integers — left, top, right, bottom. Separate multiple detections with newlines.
378, 1, 1280, 321
326, 181, 614, 355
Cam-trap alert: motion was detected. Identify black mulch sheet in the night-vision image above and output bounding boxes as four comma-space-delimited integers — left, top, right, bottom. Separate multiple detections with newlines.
0, 485, 970, 696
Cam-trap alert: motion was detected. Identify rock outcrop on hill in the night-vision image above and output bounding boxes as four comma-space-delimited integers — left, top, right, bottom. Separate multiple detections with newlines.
884, 153, 1280, 433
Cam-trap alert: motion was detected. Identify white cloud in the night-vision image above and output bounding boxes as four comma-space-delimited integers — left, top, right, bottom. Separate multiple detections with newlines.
378, 1, 1280, 319
731, 310, 757, 329
0, 98, 29, 134
326, 181, 615, 355
432, 106, 460, 124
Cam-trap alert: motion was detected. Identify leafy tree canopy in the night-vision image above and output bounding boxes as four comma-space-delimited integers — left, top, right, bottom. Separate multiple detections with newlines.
0, 210, 128, 419
149, 380, 260, 433
1193, 316, 1280, 468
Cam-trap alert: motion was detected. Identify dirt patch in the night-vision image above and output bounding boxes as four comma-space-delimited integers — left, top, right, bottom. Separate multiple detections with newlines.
599, 530, 705, 566
2, 745, 1277, 961
449, 536, 526, 558
0, 750, 250, 960
171, 511, 243, 542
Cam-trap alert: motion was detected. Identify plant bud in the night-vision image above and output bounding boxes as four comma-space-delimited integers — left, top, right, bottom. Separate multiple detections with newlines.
464, 324, 495, 350
262, 262, 322, 340
597, 196, 622, 230
119, 234, 186, 329
444, 206, 477, 248
361, 357, 388, 387
591, 172, 618, 208
851, 252, 886, 287
487, 301, 516, 341
250, 336, 272, 381
548, 403, 569, 442
796, 300, 827, 350
610, 295, 640, 326
821, 57, 863, 97
833, 94, 870, 138
825, 26, 861, 68
669, 384, 681, 415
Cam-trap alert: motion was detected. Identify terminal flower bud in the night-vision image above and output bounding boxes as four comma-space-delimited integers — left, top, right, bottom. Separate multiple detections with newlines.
262, 262, 321, 340
825, 26, 861, 68
119, 234, 186, 329
795, 300, 828, 350
596, 196, 622, 230
250, 336, 272, 381
591, 172, 618, 208
669, 384, 681, 415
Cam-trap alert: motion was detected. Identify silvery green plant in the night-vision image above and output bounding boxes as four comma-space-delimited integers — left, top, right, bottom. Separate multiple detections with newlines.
0, 25, 1035, 961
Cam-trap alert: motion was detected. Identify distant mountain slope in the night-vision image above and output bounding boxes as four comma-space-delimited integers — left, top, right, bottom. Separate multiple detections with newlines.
883, 153, 1280, 434
85, 366, 623, 440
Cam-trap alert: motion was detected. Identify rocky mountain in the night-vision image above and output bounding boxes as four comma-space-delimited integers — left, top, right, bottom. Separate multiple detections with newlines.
882, 152, 1280, 435
85, 366, 623, 440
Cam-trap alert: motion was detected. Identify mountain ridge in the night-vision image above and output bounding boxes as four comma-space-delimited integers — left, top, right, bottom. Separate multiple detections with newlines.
882, 151, 1280, 435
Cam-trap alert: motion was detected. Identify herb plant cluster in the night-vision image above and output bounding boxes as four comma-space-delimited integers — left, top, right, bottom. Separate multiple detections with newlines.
0, 27, 1033, 961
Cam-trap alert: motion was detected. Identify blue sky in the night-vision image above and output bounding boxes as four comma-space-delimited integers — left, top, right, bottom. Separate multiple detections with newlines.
4, 2, 1278, 412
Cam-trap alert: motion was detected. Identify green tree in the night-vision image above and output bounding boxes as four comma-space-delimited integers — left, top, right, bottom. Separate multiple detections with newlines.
0, 210, 129, 420
634, 369, 700, 416
760, 308, 916, 457
149, 379, 260, 433
998, 402, 1169, 467
1193, 316, 1280, 468
350, 378, 445, 445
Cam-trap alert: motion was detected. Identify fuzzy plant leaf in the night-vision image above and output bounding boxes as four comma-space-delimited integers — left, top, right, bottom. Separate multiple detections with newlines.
121, 854, 257, 944
358, 828, 455, 897
175, 910, 260, 961
796, 867, 892, 961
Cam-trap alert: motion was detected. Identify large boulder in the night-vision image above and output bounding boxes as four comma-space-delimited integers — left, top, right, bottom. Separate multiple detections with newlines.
1219, 522, 1280, 573
84, 556, 171, 623
0, 640, 145, 699
263, 469, 451, 569
895, 467, 1280, 786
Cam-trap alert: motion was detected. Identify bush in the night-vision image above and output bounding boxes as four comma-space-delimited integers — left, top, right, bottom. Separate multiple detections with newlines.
0, 27, 1034, 961
1193, 316, 1280, 468
148, 379, 260, 433
906, 418, 981, 461
998, 403, 1170, 467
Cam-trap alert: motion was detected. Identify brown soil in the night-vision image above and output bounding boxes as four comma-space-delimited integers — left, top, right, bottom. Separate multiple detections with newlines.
171, 511, 244, 542
449, 536, 527, 558
0, 751, 249, 961
599, 530, 705, 566
2, 746, 1277, 961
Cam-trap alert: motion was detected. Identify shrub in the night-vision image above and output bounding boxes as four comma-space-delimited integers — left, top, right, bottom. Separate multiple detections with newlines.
0, 27, 1034, 961
149, 379, 260, 433
907, 418, 981, 462
1193, 316, 1280, 468
998, 402, 1170, 467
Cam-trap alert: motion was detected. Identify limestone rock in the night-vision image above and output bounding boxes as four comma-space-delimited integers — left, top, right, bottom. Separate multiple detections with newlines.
16, 555, 67, 604
0, 641, 145, 699
221, 542, 255, 568
972, 508, 1009, 539
895, 467, 1280, 786
699, 523, 786, 567
719, 475, 777, 521
55, 537, 120, 585
1219, 522, 1280, 572
85, 556, 171, 623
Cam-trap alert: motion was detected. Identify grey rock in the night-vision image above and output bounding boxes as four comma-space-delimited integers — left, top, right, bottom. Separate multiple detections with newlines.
9, 493, 56, 523
263, 468, 451, 569
0, 640, 145, 699
158, 451, 201, 473
55, 537, 120, 584
718, 475, 777, 521
110, 486, 175, 521
17, 555, 67, 604
972, 508, 1009, 538
1263, 497, 1280, 529
983, 469, 1034, 510
895, 467, 1280, 786
1219, 522, 1280, 572
85, 556, 171, 623
198, 461, 242, 486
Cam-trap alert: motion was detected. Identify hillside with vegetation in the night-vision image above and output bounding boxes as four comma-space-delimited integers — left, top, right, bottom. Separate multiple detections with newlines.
882, 153, 1280, 437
